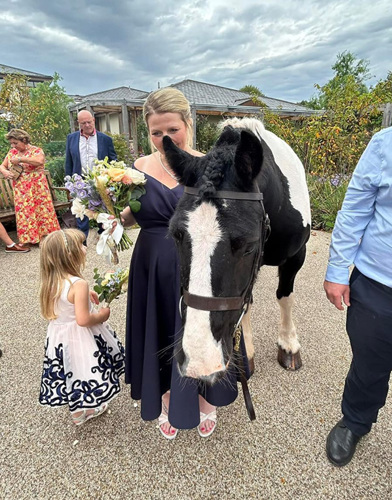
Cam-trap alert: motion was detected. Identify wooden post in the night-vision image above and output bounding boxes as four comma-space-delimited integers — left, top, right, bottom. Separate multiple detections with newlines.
68, 110, 75, 132
130, 109, 138, 154
105, 113, 111, 133
382, 103, 392, 128
191, 105, 197, 148
121, 103, 130, 148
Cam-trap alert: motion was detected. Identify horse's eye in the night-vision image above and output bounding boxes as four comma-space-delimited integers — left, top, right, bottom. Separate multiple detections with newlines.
243, 244, 256, 256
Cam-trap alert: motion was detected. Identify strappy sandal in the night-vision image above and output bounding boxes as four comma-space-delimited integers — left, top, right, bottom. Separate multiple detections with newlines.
72, 403, 108, 426
198, 410, 217, 438
158, 401, 178, 440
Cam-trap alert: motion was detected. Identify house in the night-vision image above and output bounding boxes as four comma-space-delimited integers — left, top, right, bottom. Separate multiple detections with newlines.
68, 79, 320, 151
0, 64, 52, 87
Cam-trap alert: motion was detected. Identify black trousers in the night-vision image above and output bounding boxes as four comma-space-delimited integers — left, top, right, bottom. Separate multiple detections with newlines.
342, 268, 392, 436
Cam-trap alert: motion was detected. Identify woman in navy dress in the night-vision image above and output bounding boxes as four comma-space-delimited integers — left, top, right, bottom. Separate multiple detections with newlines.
120, 88, 246, 439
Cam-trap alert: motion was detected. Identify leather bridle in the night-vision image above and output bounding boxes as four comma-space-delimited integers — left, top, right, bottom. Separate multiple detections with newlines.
179, 185, 271, 420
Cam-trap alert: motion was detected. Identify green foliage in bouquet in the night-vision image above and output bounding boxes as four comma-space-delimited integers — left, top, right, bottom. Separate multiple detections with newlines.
93, 267, 129, 305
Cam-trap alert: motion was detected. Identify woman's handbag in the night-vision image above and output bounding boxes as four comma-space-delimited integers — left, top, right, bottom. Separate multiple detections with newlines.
9, 163, 24, 180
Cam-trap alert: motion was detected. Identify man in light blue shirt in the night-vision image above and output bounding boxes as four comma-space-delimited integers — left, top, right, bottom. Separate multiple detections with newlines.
324, 126, 392, 467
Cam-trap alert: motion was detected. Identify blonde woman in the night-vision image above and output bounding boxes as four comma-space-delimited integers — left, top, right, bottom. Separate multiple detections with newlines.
120, 88, 235, 440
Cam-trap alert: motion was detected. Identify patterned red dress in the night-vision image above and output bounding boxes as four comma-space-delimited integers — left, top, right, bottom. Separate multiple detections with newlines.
8, 146, 60, 244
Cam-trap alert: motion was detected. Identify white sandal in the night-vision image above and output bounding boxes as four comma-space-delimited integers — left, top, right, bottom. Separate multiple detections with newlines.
72, 403, 108, 426
158, 401, 178, 440
198, 410, 217, 438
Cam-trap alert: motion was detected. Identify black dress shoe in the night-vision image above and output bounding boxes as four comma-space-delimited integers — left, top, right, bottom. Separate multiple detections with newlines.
326, 419, 361, 467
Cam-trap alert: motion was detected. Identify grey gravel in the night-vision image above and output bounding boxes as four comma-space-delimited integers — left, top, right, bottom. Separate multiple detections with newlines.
1, 229, 391, 500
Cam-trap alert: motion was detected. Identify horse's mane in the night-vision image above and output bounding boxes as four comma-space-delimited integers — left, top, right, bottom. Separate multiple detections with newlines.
198, 149, 228, 198
219, 117, 265, 142
198, 117, 265, 198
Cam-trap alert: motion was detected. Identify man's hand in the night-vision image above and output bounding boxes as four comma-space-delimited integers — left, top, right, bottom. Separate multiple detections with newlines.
323, 280, 350, 311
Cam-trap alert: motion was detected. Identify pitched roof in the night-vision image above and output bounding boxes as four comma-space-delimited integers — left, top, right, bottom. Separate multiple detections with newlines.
82, 86, 148, 100
0, 63, 52, 81
171, 79, 312, 114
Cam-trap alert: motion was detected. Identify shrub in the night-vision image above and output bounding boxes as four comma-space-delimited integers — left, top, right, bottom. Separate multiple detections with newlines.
46, 156, 66, 187
137, 116, 151, 156
196, 115, 219, 153
307, 173, 350, 231
43, 141, 66, 158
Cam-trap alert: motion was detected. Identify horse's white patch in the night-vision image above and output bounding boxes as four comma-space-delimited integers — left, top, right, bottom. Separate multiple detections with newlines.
242, 306, 254, 360
277, 294, 300, 353
221, 117, 311, 227
183, 202, 225, 377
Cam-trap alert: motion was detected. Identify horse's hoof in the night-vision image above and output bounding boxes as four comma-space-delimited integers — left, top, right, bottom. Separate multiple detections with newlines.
277, 346, 302, 371
248, 357, 255, 376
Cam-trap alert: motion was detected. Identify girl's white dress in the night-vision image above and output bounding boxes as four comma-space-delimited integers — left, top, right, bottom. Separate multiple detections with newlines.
39, 276, 125, 412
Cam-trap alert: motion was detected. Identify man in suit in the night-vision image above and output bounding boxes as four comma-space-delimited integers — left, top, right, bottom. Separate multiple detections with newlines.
65, 110, 117, 239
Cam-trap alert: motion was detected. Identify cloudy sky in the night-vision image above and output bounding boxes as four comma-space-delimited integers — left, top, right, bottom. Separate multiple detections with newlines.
1, 0, 391, 103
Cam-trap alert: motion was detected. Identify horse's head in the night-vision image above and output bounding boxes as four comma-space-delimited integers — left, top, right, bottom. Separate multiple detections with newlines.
164, 126, 267, 384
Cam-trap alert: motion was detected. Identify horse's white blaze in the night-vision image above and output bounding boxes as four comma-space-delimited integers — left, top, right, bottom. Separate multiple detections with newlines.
277, 294, 300, 353
183, 202, 225, 377
220, 117, 311, 228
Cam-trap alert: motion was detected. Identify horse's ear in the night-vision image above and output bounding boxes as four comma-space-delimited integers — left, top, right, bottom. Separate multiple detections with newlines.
163, 136, 202, 186
234, 130, 263, 184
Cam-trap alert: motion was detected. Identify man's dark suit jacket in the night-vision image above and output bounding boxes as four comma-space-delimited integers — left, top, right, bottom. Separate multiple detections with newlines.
65, 131, 117, 176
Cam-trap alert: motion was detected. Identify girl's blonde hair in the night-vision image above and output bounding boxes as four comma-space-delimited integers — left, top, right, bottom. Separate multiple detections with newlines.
143, 87, 194, 150
39, 229, 86, 320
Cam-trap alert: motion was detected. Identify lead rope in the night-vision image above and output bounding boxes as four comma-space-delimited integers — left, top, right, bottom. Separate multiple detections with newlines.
234, 324, 256, 421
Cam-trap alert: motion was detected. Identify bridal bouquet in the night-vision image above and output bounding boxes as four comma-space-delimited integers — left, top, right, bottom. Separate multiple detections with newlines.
65, 157, 147, 263
93, 267, 129, 306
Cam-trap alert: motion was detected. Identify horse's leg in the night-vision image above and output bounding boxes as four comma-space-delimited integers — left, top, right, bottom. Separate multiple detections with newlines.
241, 306, 255, 375
276, 244, 306, 370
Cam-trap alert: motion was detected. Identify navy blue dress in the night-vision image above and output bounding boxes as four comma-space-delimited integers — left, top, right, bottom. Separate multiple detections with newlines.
125, 171, 247, 429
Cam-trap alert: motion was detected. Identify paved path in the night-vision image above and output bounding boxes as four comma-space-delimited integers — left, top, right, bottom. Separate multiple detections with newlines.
1, 229, 391, 499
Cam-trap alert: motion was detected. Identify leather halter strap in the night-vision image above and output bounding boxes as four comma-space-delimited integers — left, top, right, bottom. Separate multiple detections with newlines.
184, 186, 263, 201
183, 290, 243, 311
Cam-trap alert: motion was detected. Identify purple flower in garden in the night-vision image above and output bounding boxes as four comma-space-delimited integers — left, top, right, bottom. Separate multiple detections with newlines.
73, 174, 82, 181
64, 181, 74, 191
330, 174, 342, 187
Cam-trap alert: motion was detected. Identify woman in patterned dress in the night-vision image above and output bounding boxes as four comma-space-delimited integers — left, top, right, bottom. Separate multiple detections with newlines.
0, 129, 60, 245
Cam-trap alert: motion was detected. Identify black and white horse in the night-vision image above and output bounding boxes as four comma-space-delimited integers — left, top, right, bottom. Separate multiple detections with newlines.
164, 117, 311, 383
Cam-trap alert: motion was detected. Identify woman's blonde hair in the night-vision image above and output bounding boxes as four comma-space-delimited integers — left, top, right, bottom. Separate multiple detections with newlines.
5, 128, 30, 144
143, 87, 194, 150
39, 229, 86, 320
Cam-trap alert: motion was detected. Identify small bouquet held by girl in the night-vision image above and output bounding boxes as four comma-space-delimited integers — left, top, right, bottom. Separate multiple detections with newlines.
38, 229, 125, 426
93, 267, 129, 307
66, 157, 147, 263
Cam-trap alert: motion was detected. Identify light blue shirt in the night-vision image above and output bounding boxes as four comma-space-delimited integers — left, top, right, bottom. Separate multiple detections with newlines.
325, 126, 392, 287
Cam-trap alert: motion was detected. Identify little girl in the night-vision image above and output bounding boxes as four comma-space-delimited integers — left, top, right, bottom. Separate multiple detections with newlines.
39, 228, 125, 426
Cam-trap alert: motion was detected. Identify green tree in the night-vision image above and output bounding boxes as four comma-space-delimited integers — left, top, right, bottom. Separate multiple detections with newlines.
30, 73, 71, 142
0, 72, 71, 146
239, 84, 266, 107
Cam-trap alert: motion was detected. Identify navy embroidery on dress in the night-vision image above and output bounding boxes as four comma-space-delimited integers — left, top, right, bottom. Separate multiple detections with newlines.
92, 334, 125, 385
40, 343, 72, 406
39, 332, 125, 411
